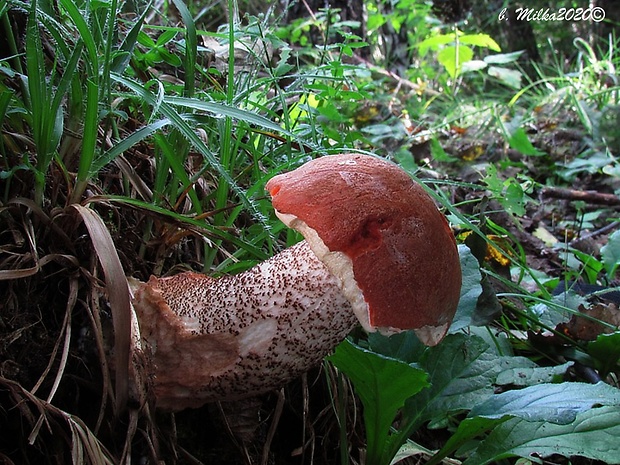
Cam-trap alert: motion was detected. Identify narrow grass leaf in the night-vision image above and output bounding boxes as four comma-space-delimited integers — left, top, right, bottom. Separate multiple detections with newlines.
152, 132, 202, 211
507, 127, 545, 155
35, 7, 72, 59
111, 0, 153, 74
88, 196, 269, 260
171, 0, 197, 97
92, 118, 172, 173
165, 96, 295, 136
26, 0, 52, 168
111, 73, 265, 223
58, 0, 98, 76
72, 78, 100, 202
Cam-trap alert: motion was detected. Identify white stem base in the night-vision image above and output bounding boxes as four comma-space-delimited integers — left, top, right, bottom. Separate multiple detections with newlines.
131, 241, 357, 410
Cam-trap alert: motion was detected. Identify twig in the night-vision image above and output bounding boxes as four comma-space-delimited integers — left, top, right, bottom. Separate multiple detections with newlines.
351, 55, 441, 96
540, 186, 620, 206
570, 221, 620, 246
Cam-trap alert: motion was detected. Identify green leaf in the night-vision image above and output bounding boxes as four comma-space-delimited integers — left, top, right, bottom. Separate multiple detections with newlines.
484, 51, 524, 64
58, 0, 98, 76
487, 66, 522, 89
377, 333, 533, 462
471, 382, 620, 424
460, 60, 487, 73
328, 339, 428, 465
426, 416, 509, 465
171, 0, 197, 97
504, 180, 526, 216
367, 331, 426, 365
507, 127, 544, 155
429, 137, 456, 162
417, 32, 457, 56
437, 45, 473, 78
401, 334, 535, 429
458, 33, 501, 52
137, 30, 156, 47
601, 229, 620, 278
164, 96, 295, 136
495, 362, 572, 387
92, 119, 172, 173
72, 77, 99, 202
155, 28, 179, 46
110, 73, 265, 224
111, 1, 153, 74
464, 406, 620, 465
402, 335, 491, 425
588, 332, 620, 377
449, 244, 483, 332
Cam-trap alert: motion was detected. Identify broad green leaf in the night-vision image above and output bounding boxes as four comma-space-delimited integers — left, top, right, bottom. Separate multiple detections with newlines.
328, 339, 428, 465
495, 362, 571, 386
376, 333, 532, 462
399, 334, 534, 430
458, 34, 501, 52
588, 332, 620, 377
449, 244, 483, 332
464, 406, 620, 465
155, 28, 179, 46
426, 416, 509, 465
437, 45, 474, 78
460, 60, 487, 73
487, 66, 522, 89
429, 137, 456, 162
601, 229, 620, 278
379, 334, 492, 462
471, 382, 620, 424
417, 32, 457, 56
367, 331, 426, 365
484, 51, 524, 64
137, 30, 157, 47
504, 180, 526, 216
507, 127, 544, 155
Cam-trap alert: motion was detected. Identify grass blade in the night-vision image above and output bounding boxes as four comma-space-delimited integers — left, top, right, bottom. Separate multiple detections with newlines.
111, 73, 266, 223
91, 118, 172, 174
71, 77, 100, 203
171, 0, 197, 98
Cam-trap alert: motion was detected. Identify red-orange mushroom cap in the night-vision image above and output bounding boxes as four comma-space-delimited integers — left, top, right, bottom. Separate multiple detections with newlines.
266, 153, 461, 345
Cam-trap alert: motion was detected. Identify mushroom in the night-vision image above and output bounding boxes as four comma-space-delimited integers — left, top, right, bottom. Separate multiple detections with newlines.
130, 153, 461, 410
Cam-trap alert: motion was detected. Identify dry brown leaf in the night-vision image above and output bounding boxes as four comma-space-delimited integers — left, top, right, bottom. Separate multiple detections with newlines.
70, 204, 131, 415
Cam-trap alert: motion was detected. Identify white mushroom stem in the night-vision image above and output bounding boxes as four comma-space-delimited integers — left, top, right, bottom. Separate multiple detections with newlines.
131, 240, 357, 410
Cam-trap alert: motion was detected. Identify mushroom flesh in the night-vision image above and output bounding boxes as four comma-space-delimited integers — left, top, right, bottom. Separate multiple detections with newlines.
130, 153, 461, 410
